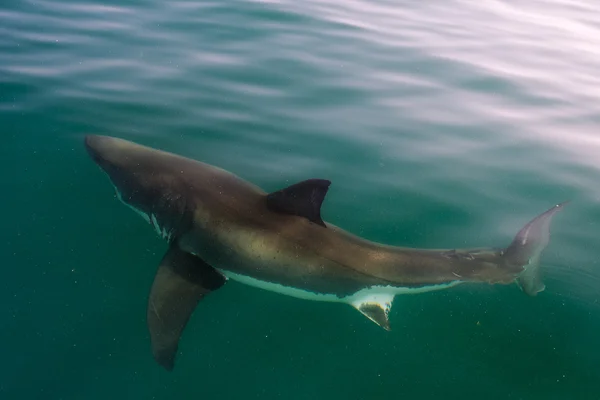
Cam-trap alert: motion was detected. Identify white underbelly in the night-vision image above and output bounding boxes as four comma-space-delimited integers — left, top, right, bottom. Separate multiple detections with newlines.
219, 270, 461, 305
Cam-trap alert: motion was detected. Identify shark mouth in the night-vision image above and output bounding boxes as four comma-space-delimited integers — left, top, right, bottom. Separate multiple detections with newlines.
113, 185, 175, 242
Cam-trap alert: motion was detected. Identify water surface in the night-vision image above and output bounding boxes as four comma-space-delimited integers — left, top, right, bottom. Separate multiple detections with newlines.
2, 0, 600, 398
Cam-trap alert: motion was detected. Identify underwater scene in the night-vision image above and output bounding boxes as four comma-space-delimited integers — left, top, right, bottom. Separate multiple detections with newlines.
2, 0, 600, 399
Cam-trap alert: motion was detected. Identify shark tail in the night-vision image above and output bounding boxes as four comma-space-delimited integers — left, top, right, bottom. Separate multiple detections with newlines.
502, 202, 567, 296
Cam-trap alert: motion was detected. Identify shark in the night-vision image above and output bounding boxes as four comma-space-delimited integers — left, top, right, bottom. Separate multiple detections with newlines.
84, 134, 566, 371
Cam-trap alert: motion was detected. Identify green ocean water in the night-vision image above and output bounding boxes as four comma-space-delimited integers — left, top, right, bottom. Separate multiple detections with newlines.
3, 0, 600, 398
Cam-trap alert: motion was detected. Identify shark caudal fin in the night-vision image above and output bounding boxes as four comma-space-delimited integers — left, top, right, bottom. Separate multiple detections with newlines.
502, 202, 567, 296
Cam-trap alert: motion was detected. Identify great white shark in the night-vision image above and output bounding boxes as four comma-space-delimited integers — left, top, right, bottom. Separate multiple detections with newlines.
84, 135, 566, 371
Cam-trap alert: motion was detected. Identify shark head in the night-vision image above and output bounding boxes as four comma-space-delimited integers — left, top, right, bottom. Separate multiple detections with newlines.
85, 135, 192, 241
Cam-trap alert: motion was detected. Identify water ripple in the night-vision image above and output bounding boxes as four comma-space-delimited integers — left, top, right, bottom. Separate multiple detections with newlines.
1, 0, 599, 311
3, 0, 600, 396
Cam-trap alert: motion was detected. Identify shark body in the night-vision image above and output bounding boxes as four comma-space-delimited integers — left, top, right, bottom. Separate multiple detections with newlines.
84, 135, 565, 370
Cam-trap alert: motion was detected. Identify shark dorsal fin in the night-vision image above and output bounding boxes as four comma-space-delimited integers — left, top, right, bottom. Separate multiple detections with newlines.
266, 179, 331, 227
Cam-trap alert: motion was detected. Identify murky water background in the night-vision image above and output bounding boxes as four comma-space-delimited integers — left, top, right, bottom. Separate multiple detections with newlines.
2, 0, 600, 398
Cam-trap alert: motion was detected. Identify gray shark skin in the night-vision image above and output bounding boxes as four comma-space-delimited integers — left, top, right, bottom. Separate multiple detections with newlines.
84, 135, 566, 371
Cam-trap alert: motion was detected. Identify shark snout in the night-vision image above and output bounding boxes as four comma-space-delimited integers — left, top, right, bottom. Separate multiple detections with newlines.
84, 135, 116, 167
84, 134, 141, 172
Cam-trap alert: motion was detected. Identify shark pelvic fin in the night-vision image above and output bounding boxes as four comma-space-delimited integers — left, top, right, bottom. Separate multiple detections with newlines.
351, 293, 394, 331
147, 245, 225, 371
503, 202, 567, 296
266, 179, 331, 227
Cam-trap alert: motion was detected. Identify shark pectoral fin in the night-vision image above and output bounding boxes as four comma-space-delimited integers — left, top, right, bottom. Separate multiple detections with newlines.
265, 179, 331, 227
147, 245, 225, 371
350, 293, 394, 331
